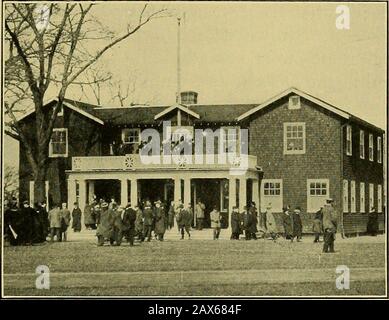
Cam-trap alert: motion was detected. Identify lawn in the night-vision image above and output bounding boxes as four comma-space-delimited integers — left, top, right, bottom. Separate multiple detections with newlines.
2, 237, 386, 297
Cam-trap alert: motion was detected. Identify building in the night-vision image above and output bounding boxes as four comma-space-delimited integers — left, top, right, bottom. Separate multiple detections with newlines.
18, 87, 385, 234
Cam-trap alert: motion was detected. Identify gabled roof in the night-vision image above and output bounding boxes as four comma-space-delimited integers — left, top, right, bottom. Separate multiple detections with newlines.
237, 87, 350, 121
154, 103, 200, 120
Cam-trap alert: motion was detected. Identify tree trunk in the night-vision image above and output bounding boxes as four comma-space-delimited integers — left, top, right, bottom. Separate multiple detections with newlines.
33, 165, 47, 205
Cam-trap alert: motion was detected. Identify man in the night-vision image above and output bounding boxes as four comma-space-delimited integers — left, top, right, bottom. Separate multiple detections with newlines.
265, 203, 278, 241
241, 206, 251, 240
37, 201, 49, 242
195, 199, 205, 230
71, 202, 82, 232
60, 203, 71, 242
179, 203, 193, 240
292, 207, 303, 242
230, 206, 241, 240
175, 199, 183, 232
282, 206, 294, 242
96, 202, 113, 246
143, 200, 154, 242
367, 207, 379, 236
122, 203, 137, 246
20, 201, 35, 245
167, 201, 175, 230
322, 198, 338, 253
134, 204, 144, 242
154, 200, 166, 241
111, 204, 124, 246
248, 203, 258, 240
210, 206, 221, 240
48, 203, 62, 242
313, 207, 323, 243
84, 202, 94, 230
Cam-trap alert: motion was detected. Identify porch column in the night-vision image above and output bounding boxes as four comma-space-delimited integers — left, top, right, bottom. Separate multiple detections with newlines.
88, 180, 95, 203
130, 179, 138, 206
252, 179, 260, 209
239, 177, 247, 212
184, 178, 191, 206
229, 177, 237, 213
120, 178, 128, 206
67, 178, 77, 212
174, 178, 181, 204
79, 179, 87, 211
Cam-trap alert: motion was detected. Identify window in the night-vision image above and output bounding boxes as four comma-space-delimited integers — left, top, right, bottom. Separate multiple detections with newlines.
221, 126, 239, 154
360, 182, 365, 213
377, 136, 382, 163
307, 179, 329, 213
369, 183, 374, 212
49, 128, 68, 157
346, 125, 352, 156
261, 179, 282, 212
369, 134, 374, 161
171, 126, 193, 142
343, 180, 349, 213
122, 128, 140, 144
377, 184, 382, 213
283, 122, 306, 154
288, 95, 301, 110
350, 180, 356, 213
359, 130, 365, 159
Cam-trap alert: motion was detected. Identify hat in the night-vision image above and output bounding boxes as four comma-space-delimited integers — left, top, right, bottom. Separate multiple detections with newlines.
326, 198, 333, 202
101, 202, 108, 208
155, 200, 162, 204
23, 200, 29, 205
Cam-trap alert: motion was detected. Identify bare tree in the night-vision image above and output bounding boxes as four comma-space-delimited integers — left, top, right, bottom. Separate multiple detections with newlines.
3, 164, 19, 201
4, 3, 168, 202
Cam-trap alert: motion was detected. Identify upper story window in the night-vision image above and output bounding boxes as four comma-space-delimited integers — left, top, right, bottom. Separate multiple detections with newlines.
288, 95, 301, 110
171, 126, 193, 142
369, 133, 374, 161
283, 122, 306, 154
377, 136, 382, 163
346, 125, 352, 156
221, 126, 239, 154
122, 128, 140, 144
359, 130, 365, 159
49, 128, 68, 157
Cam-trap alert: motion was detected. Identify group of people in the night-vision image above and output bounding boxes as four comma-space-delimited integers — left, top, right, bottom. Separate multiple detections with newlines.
4, 198, 82, 246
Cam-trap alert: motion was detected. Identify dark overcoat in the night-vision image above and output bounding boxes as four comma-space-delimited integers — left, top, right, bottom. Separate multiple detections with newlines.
154, 207, 166, 235
312, 209, 323, 234
292, 212, 303, 237
282, 212, 294, 237
143, 207, 154, 226
84, 204, 95, 225
231, 212, 241, 234
135, 209, 144, 233
96, 207, 114, 239
123, 207, 137, 233
72, 208, 82, 231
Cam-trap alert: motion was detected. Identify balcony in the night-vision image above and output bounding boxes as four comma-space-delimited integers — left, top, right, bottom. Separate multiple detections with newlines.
71, 154, 258, 172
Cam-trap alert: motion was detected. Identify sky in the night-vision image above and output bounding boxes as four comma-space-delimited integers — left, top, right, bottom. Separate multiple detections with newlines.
3, 1, 387, 167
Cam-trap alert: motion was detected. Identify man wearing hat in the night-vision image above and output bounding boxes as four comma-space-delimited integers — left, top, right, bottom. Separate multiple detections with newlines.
154, 200, 166, 241
322, 198, 338, 253
20, 200, 35, 245
313, 207, 323, 243
60, 202, 71, 242
230, 206, 241, 240
143, 200, 154, 242
48, 203, 62, 242
96, 201, 113, 246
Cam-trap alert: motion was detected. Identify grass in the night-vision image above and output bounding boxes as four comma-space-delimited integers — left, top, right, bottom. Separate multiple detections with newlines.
2, 238, 386, 296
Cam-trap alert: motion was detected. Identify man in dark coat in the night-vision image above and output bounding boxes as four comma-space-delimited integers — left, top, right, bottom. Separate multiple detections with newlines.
313, 207, 323, 243
20, 201, 35, 245
134, 204, 144, 242
154, 200, 166, 241
292, 207, 303, 242
32, 202, 44, 244
60, 203, 71, 242
248, 203, 258, 240
111, 204, 124, 246
122, 203, 137, 246
242, 206, 251, 240
230, 206, 241, 240
143, 201, 154, 242
282, 206, 294, 242
96, 202, 113, 246
322, 198, 338, 253
367, 207, 379, 236
71, 202, 82, 232
38, 201, 49, 241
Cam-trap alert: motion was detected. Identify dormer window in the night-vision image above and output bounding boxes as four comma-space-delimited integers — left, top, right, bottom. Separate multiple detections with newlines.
122, 128, 140, 144
288, 95, 301, 110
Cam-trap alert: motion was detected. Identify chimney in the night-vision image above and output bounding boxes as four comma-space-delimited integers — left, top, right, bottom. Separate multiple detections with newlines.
180, 91, 198, 105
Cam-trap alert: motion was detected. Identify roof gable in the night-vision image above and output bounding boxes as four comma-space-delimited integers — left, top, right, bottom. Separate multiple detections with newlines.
236, 87, 350, 121
154, 104, 200, 120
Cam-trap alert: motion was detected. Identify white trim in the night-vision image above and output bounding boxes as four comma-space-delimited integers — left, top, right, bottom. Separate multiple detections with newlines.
283, 122, 306, 155
49, 128, 68, 158
154, 104, 200, 120
237, 87, 351, 121
343, 180, 349, 213
360, 182, 365, 213
377, 136, 382, 163
16, 100, 104, 125
369, 133, 374, 161
307, 179, 329, 213
359, 130, 365, 159
29, 181, 34, 206
350, 180, 356, 213
346, 125, 352, 156
63, 102, 104, 125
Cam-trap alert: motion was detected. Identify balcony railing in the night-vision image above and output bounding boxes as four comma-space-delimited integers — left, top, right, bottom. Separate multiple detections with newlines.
71, 154, 258, 172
